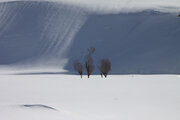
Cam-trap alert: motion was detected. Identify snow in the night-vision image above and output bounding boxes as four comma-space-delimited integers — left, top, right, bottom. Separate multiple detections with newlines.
0, 74, 180, 120
0, 2, 87, 67
0, 2, 180, 74
0, 1, 179, 119
65, 12, 180, 74
0, 0, 180, 13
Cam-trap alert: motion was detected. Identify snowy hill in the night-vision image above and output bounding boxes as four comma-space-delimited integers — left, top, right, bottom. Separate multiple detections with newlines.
0, 1, 180, 74
65, 12, 180, 74
0, 1, 180, 120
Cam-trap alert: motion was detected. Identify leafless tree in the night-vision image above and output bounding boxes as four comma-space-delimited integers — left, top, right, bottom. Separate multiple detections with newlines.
74, 61, 83, 78
99, 59, 111, 78
87, 46, 95, 56
85, 46, 96, 78
85, 60, 94, 78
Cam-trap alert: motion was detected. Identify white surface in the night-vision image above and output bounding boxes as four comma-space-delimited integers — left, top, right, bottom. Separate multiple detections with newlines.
0, 74, 180, 120
0, 2, 180, 73
0, 0, 180, 13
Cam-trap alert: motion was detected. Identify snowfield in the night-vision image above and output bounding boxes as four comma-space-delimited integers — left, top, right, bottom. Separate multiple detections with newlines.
0, 1, 180, 120
0, 74, 180, 120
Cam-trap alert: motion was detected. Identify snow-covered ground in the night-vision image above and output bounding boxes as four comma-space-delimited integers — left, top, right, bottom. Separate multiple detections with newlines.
0, 74, 180, 120
0, 1, 179, 119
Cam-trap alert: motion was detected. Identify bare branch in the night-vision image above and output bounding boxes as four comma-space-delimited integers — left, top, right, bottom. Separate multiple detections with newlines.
84, 46, 95, 78
87, 46, 96, 56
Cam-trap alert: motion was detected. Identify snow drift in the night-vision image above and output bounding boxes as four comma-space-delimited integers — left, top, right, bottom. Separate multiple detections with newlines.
0, 1, 180, 74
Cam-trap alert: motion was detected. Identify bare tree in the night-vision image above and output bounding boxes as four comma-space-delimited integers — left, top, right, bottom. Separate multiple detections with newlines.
85, 46, 96, 78
99, 59, 111, 78
87, 46, 95, 56
74, 61, 83, 78
85, 60, 94, 78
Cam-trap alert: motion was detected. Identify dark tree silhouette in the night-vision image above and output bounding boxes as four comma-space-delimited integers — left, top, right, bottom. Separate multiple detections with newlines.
85, 46, 95, 78
99, 59, 111, 78
74, 61, 83, 78
85, 60, 94, 78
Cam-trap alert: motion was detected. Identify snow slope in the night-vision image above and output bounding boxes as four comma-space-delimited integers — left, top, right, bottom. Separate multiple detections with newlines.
0, 1, 179, 120
0, 0, 180, 13
0, 1, 180, 74
0, 1, 87, 67
65, 12, 180, 74
0, 74, 180, 120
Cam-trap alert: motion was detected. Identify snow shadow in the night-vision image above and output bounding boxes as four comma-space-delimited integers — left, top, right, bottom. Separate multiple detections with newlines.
20, 104, 57, 111
64, 11, 180, 74
0, 1, 180, 74
12, 71, 75, 75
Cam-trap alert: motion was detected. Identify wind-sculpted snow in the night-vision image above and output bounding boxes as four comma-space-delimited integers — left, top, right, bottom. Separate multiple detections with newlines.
0, 1, 88, 67
0, 1, 180, 74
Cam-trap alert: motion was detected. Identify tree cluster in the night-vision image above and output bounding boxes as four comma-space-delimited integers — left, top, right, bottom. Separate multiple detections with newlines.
74, 47, 111, 78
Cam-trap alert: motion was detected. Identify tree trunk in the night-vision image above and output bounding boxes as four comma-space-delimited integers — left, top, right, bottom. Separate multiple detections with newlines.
104, 74, 107, 78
